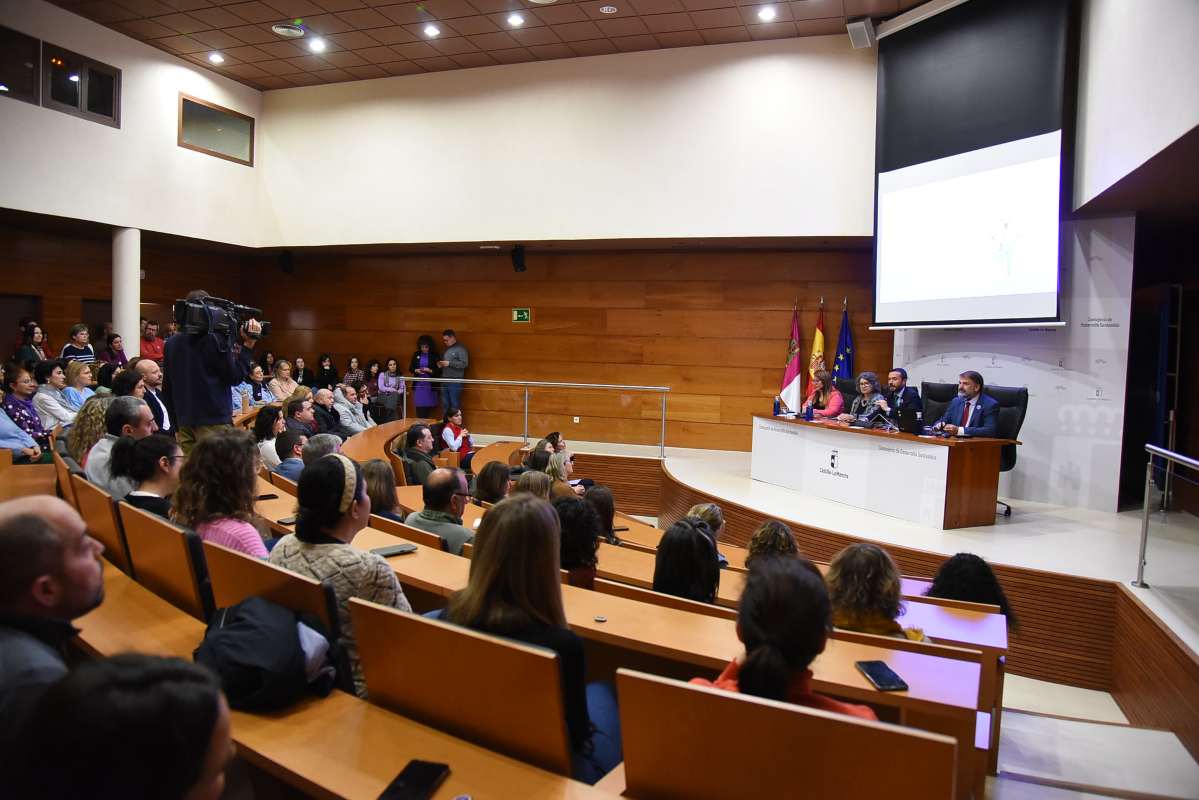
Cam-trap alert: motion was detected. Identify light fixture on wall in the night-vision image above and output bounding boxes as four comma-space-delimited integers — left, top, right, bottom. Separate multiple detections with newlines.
208, 52, 225, 64
507, 12, 525, 26
423, 24, 441, 37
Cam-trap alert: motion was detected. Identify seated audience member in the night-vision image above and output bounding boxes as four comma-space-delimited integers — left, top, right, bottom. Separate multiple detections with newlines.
837, 371, 886, 422
546, 431, 568, 453
826, 543, 925, 641
801, 368, 844, 418
2, 364, 50, 451
231, 364, 275, 411
258, 350, 276, 375
252, 405, 285, 470
110, 434, 184, 519
0, 497, 105, 749
513, 470, 553, 500
16, 654, 232, 800
472, 460, 511, 505
932, 370, 1000, 438
343, 356, 365, 388
409, 337, 439, 419
691, 558, 876, 720
139, 320, 166, 362
270, 454, 411, 696
879, 367, 922, 418
110, 366, 145, 398
405, 467, 474, 555
362, 459, 404, 522
134, 357, 174, 438
687, 502, 729, 567
653, 517, 720, 604
547, 452, 584, 498
377, 357, 405, 422
272, 429, 307, 482
530, 437, 555, 458
745, 520, 801, 569
303, 433, 342, 465
59, 324, 96, 363
268, 359, 299, 401
312, 388, 343, 438
94, 362, 120, 396
525, 447, 552, 474
14, 323, 47, 366
293, 355, 314, 388
98, 333, 128, 367
285, 396, 316, 437
0, 405, 47, 463
440, 494, 622, 783
440, 407, 474, 471
314, 353, 339, 391
333, 383, 375, 437
33, 360, 77, 429
926, 552, 1019, 630
173, 429, 268, 559
553, 495, 601, 589
85, 396, 157, 499
67, 395, 113, 465
62, 360, 95, 411
397, 423, 437, 485
583, 485, 618, 544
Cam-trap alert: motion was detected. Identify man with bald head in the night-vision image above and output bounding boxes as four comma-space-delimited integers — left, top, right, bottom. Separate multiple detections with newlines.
404, 468, 474, 555
312, 388, 343, 440
134, 356, 174, 438
0, 496, 105, 747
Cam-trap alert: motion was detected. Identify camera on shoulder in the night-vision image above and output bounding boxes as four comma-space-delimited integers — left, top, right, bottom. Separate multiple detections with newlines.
173, 295, 271, 341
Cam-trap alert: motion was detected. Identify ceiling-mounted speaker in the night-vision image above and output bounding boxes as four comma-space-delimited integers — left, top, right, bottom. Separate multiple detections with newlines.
511, 244, 526, 273
847, 18, 876, 49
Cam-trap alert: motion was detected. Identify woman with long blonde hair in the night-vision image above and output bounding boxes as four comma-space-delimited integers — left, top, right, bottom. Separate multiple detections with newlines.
68, 395, 113, 465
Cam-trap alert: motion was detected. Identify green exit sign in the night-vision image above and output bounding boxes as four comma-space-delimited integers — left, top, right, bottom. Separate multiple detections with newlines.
512, 308, 532, 323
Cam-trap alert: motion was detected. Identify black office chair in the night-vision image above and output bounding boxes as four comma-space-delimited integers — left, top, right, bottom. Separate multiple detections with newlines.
984, 384, 1029, 517
919, 381, 959, 428
834, 378, 859, 410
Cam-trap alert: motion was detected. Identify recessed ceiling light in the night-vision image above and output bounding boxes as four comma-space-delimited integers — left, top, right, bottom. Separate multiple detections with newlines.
757, 5, 777, 21
507, 12, 525, 26
599, 5, 618, 13
0, 84, 8, 92
68, 74, 79, 82
208, 52, 225, 64
307, 36, 327, 52
423, 23, 440, 37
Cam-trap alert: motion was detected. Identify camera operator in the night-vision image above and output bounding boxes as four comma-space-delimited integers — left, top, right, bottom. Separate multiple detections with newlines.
164, 290, 261, 454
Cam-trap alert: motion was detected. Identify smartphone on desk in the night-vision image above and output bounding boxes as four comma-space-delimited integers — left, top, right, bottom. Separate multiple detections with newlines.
372, 543, 418, 558
277, 515, 298, 526
378, 760, 450, 800
255, 493, 279, 501
855, 660, 908, 692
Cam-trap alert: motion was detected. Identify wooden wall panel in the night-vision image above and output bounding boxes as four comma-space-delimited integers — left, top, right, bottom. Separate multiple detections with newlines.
244, 250, 890, 451
1112, 586, 1199, 760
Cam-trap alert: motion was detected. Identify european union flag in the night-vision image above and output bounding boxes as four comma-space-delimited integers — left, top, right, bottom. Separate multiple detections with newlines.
830, 307, 854, 381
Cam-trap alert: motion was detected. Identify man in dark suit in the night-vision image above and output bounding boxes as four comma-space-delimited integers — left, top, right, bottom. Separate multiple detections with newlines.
133, 357, 174, 438
879, 367, 922, 419
934, 370, 999, 437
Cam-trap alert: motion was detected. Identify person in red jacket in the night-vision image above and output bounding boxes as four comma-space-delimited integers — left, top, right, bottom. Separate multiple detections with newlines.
691, 556, 877, 720
140, 320, 165, 362
802, 368, 844, 419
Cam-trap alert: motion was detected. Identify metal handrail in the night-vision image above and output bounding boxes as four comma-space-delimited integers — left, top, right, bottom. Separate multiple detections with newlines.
1133, 444, 1198, 587
394, 376, 671, 457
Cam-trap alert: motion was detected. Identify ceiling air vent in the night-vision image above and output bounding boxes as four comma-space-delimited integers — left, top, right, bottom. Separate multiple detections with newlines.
271, 22, 305, 38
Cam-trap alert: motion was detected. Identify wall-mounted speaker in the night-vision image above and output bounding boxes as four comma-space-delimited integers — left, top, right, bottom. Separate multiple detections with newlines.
847, 18, 876, 49
511, 244, 526, 273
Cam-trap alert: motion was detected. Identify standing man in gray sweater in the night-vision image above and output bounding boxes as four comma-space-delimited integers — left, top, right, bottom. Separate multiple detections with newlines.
438, 329, 469, 412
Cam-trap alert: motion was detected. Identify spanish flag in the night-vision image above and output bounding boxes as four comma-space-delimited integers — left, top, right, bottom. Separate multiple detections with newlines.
808, 304, 826, 392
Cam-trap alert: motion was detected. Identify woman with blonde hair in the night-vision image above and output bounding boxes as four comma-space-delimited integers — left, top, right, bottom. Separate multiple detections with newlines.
801, 368, 844, 418
513, 470, 552, 500
442, 495, 622, 783
745, 520, 800, 569
62, 360, 95, 410
546, 451, 583, 498
826, 543, 925, 641
267, 359, 299, 401
68, 395, 113, 465
361, 458, 404, 522
686, 502, 728, 567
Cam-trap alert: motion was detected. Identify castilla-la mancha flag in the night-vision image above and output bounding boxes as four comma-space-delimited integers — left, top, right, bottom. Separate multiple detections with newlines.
779, 305, 803, 413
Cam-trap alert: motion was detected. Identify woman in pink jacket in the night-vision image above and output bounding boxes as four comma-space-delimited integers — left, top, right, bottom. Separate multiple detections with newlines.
802, 369, 843, 419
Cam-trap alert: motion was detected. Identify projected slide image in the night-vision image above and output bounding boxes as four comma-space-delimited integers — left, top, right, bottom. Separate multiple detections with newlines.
875, 130, 1062, 325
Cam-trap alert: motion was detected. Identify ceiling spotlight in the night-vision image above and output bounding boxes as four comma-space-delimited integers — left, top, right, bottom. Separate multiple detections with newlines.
507, 12, 525, 26
599, 5, 618, 13
757, 5, 777, 21
68, 74, 80, 82
0, 84, 8, 92
307, 36, 327, 52
424, 23, 441, 37
208, 52, 225, 64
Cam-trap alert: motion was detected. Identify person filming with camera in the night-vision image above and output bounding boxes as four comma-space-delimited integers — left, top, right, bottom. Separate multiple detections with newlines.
164, 290, 264, 453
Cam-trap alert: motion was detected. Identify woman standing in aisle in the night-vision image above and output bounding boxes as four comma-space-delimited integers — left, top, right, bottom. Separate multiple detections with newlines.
409, 335, 440, 419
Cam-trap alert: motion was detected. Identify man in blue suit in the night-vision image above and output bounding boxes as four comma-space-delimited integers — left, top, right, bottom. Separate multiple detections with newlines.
933, 370, 999, 437
879, 367, 923, 418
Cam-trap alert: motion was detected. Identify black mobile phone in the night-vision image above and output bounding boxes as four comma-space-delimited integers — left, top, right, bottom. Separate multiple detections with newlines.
855, 660, 909, 692
277, 515, 298, 526
612, 526, 630, 533
372, 543, 418, 557
377, 760, 450, 800
255, 493, 279, 501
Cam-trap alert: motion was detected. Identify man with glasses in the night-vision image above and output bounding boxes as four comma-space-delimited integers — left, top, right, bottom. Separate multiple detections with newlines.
404, 467, 474, 555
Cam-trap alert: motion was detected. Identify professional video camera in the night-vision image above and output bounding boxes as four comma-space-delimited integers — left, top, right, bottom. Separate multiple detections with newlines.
173, 295, 271, 342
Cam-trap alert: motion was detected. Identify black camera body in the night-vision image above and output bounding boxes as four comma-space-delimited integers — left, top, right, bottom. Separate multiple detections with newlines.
173, 296, 271, 341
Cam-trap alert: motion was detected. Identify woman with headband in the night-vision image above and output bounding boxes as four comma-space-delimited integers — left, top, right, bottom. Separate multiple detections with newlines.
270, 453, 412, 697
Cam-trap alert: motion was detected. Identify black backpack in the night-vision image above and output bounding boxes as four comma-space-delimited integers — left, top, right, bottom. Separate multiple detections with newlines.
194, 596, 335, 711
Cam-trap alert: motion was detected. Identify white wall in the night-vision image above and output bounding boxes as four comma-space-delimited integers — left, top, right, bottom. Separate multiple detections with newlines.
894, 216, 1135, 513
0, 0, 266, 248
1074, 0, 1199, 208
258, 36, 877, 247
